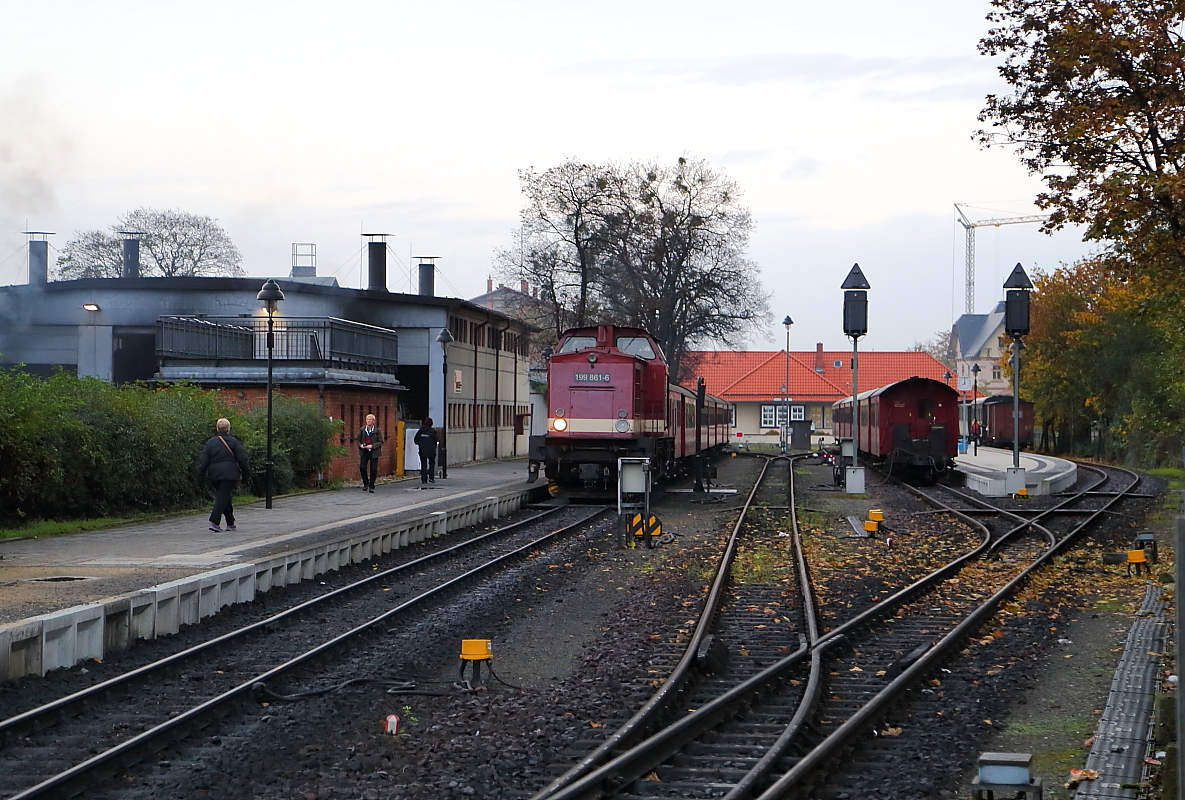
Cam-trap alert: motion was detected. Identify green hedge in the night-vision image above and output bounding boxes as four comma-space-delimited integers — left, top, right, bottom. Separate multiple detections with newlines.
0, 371, 343, 528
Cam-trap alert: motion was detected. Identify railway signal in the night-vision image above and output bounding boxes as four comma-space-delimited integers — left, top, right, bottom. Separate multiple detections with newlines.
1003, 263, 1033, 493
841, 264, 869, 494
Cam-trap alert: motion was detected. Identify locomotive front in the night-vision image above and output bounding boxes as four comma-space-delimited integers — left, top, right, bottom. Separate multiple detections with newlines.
528, 325, 667, 487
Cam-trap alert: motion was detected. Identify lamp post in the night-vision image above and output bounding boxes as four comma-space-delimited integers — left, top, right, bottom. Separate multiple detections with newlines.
970, 363, 981, 455
256, 279, 285, 509
436, 328, 454, 478
1003, 263, 1033, 492
841, 264, 870, 494
782, 316, 793, 455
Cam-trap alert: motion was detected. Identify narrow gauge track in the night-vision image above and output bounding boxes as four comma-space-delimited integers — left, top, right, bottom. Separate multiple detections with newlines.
0, 505, 606, 800
536, 459, 1144, 800
533, 455, 821, 800
762, 460, 1143, 800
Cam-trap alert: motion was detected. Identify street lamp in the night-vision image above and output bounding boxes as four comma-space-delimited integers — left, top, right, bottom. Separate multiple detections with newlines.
782, 316, 793, 455
1003, 262, 1033, 491
970, 363, 981, 455
841, 264, 870, 494
256, 279, 285, 509
436, 327, 454, 479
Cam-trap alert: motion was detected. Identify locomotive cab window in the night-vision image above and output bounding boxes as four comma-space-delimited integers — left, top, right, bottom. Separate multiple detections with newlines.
557, 336, 596, 353
615, 337, 655, 359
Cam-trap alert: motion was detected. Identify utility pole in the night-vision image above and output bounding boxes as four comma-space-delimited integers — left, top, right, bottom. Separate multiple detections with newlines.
955, 205, 1048, 314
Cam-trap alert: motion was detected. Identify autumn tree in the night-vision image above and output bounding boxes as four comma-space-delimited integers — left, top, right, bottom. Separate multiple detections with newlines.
978, 1, 1185, 281
496, 156, 770, 381
909, 329, 955, 369
56, 208, 243, 279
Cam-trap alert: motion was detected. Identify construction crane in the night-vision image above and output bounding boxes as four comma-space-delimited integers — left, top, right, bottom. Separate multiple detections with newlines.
955, 204, 1049, 313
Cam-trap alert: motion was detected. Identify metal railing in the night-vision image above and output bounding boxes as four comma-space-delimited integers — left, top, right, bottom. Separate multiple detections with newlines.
157, 316, 399, 374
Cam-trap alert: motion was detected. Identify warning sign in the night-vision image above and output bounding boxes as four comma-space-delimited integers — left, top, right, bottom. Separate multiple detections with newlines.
630, 514, 662, 540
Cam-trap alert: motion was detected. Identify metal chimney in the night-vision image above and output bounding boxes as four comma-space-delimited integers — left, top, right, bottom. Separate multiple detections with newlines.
120, 231, 143, 278
416, 256, 438, 297
363, 234, 390, 291
23, 231, 53, 285
290, 243, 316, 278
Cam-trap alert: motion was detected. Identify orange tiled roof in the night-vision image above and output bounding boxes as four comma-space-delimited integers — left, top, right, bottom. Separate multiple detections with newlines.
684, 350, 958, 403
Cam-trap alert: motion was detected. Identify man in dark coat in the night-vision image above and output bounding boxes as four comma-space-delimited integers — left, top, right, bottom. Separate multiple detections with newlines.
358, 413, 385, 492
413, 417, 439, 486
197, 418, 250, 532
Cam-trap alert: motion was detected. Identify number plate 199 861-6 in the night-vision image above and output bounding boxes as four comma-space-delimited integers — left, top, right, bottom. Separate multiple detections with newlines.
573, 373, 611, 383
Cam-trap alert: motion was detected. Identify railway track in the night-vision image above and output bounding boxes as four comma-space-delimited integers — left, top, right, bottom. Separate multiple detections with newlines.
532, 458, 1146, 800
0, 505, 607, 800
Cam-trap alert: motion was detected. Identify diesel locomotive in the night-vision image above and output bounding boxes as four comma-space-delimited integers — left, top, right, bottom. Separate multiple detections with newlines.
527, 325, 728, 487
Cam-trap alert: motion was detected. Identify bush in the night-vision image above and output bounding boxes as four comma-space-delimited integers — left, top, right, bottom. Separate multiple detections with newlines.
0, 371, 342, 527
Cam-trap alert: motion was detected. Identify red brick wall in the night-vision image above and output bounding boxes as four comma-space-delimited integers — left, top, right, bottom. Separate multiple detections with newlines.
217, 386, 404, 482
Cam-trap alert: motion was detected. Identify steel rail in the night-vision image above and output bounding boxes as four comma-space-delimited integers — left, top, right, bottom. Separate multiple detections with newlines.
5, 506, 602, 800
0, 505, 570, 744
754, 463, 1142, 798
531, 456, 776, 800
534, 456, 817, 800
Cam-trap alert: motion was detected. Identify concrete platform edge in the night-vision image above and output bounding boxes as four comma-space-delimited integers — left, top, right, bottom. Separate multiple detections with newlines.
0, 486, 536, 681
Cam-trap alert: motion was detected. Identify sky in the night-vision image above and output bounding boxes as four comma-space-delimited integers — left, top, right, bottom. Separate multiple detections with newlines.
0, 0, 1097, 351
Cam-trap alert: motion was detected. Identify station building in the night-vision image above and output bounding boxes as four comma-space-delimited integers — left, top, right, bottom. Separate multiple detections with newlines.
0, 239, 533, 480
686, 345, 956, 443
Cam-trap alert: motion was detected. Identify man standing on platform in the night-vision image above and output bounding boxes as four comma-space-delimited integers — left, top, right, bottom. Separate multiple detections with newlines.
358, 413, 384, 493
413, 417, 439, 487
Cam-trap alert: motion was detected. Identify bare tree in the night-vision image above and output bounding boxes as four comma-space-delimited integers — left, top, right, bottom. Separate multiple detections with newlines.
56, 208, 243, 279
498, 156, 770, 381
909, 329, 955, 368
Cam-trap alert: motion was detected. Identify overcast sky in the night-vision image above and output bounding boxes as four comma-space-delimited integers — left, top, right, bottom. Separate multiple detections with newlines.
0, 1, 1096, 350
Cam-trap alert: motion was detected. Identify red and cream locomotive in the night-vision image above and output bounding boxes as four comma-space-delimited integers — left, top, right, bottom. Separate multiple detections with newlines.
528, 325, 728, 487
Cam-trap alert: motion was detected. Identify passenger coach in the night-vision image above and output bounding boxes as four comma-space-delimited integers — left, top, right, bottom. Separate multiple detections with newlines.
833, 376, 959, 471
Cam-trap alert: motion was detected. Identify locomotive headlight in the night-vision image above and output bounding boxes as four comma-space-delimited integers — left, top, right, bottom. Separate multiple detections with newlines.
614, 419, 630, 432
587, 353, 597, 363
554, 408, 565, 417
552, 418, 568, 431
617, 410, 627, 418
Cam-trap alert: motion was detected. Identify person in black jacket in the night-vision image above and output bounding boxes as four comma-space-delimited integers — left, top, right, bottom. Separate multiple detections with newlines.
197, 418, 250, 532
413, 417, 439, 486
357, 413, 385, 492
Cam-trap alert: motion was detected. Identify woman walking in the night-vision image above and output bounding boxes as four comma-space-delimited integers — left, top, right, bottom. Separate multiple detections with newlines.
358, 413, 385, 492
197, 418, 250, 532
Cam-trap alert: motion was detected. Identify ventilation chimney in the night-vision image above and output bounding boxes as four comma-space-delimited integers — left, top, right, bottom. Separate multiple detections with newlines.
363, 234, 390, 291
23, 231, 53, 285
120, 231, 143, 278
487, 277, 494, 293
416, 256, 438, 297
520, 280, 529, 294
291, 243, 317, 278
815, 342, 825, 373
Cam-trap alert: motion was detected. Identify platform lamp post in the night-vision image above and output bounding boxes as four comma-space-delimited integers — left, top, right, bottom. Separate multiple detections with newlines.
841, 264, 870, 494
781, 316, 793, 455
971, 363, 981, 455
436, 327, 454, 479
1003, 263, 1033, 494
256, 279, 285, 509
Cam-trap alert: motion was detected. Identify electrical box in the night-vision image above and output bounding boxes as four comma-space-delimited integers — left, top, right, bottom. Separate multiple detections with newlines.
978, 752, 1031, 784
1005, 467, 1026, 494
845, 467, 865, 494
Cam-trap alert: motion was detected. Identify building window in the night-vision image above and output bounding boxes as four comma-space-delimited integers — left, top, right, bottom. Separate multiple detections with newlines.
730, 405, 737, 427
791, 405, 805, 421
761, 405, 776, 427
992, 365, 1002, 380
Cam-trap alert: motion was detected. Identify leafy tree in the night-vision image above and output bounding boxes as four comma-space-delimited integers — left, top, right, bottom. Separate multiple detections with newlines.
978, 1, 1185, 280
56, 207, 244, 279
909, 329, 955, 368
497, 156, 770, 380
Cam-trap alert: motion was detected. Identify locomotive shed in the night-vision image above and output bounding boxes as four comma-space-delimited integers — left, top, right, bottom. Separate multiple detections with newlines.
0, 454, 1169, 799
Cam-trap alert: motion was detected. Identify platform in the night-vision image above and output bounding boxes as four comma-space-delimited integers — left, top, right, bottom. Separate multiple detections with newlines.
0, 460, 542, 679
954, 445, 1077, 497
